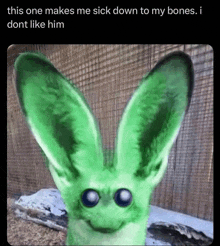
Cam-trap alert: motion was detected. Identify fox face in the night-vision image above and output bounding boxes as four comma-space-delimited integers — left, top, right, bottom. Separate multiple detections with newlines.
14, 50, 194, 245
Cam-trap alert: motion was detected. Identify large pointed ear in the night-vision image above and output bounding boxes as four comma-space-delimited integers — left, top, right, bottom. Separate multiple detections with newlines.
115, 52, 194, 187
14, 52, 103, 193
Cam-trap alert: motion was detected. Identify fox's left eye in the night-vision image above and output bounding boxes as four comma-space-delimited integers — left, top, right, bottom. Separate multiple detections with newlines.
81, 189, 100, 207
114, 189, 132, 207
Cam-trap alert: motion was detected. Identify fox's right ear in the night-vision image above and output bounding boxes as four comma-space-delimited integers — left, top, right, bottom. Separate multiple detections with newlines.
14, 52, 104, 196
115, 51, 194, 187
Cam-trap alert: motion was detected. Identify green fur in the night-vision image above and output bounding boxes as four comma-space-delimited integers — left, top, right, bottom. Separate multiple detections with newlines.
15, 51, 194, 245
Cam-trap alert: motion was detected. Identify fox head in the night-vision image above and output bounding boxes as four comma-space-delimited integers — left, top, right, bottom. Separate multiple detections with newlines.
14, 50, 194, 245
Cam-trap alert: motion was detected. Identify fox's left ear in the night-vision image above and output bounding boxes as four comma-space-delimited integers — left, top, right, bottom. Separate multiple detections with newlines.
115, 52, 194, 186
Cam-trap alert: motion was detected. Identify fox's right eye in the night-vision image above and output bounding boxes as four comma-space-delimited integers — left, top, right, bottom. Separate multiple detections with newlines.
81, 189, 100, 207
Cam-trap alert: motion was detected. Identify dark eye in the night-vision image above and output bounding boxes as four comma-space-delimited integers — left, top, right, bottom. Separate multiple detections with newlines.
114, 189, 132, 207
81, 189, 99, 207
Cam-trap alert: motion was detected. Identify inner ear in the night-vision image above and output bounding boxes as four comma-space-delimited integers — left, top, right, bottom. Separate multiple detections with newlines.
135, 159, 162, 179
138, 103, 170, 165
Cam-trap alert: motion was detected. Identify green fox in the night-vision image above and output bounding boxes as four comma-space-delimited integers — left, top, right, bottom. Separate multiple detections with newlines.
15, 50, 194, 245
